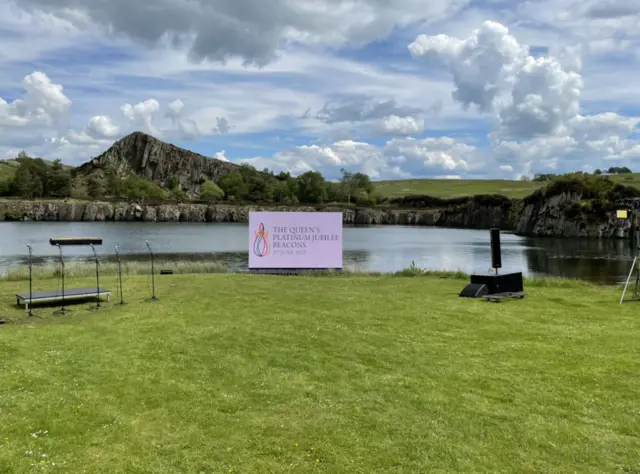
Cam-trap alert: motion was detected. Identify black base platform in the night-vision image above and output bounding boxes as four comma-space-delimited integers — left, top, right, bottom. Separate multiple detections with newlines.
16, 287, 111, 312
470, 272, 523, 295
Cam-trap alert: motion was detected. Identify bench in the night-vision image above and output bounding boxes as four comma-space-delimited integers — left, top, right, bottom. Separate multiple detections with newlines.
16, 287, 111, 312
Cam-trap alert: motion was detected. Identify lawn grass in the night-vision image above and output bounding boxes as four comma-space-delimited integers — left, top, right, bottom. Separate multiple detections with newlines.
373, 173, 640, 199
2, 259, 228, 281
1, 273, 639, 473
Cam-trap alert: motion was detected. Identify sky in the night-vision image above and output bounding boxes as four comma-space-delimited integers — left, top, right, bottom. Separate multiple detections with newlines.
0, 0, 639, 181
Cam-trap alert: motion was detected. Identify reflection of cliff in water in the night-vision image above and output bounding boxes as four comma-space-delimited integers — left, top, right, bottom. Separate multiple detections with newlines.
523, 238, 636, 284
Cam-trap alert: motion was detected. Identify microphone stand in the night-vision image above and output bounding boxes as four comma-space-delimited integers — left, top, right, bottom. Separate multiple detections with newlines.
146, 240, 158, 301
53, 244, 68, 315
88, 243, 101, 311
26, 244, 34, 317
114, 245, 127, 305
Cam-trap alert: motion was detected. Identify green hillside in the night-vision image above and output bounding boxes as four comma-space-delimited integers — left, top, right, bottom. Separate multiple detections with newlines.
0, 158, 72, 180
374, 174, 640, 199
0, 159, 22, 182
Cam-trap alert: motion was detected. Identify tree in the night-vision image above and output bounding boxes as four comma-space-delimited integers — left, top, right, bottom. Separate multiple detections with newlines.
86, 176, 105, 199
339, 168, 356, 203
120, 175, 169, 200
273, 177, 299, 204
352, 172, 374, 194
297, 171, 328, 204
170, 185, 187, 202
247, 173, 275, 203
200, 180, 225, 201
104, 165, 123, 198
47, 159, 71, 197
594, 169, 602, 175
219, 171, 250, 201
12, 163, 36, 198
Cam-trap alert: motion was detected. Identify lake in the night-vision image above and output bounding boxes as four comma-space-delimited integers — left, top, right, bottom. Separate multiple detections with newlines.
0, 222, 637, 284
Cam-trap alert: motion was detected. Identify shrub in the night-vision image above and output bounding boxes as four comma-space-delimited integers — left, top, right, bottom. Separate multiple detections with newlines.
200, 180, 225, 201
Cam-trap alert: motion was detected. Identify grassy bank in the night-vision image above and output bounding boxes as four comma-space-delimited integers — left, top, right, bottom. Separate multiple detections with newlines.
1, 273, 639, 472
2, 260, 228, 281
1, 260, 593, 290
374, 173, 640, 199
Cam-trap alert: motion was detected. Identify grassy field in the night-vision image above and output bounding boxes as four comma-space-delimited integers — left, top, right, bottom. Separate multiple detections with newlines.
373, 173, 640, 199
1, 260, 228, 281
1, 272, 639, 473
0, 159, 21, 182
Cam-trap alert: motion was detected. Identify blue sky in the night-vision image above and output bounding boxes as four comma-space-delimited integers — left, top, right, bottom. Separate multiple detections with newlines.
1, 0, 639, 181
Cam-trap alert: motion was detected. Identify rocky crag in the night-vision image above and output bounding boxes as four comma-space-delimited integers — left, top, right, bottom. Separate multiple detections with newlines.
2, 191, 637, 238
0, 197, 517, 229
516, 192, 638, 238
0, 194, 636, 238
76, 132, 239, 198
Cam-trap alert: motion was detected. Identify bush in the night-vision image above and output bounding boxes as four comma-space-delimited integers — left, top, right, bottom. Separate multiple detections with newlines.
200, 180, 225, 201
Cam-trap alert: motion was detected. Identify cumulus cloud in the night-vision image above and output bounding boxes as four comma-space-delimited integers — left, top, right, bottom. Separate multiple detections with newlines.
409, 20, 640, 176
86, 115, 120, 139
409, 21, 528, 113
12, 0, 470, 66
214, 151, 229, 162
2, 18, 640, 179
0, 71, 71, 129
242, 136, 477, 180
121, 99, 160, 135
166, 99, 200, 139
380, 116, 424, 136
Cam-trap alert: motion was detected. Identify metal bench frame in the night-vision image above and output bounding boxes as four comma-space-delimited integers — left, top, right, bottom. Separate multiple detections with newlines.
16, 288, 111, 312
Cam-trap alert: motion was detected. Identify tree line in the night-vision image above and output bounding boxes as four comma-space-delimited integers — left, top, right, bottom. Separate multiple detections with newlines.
0, 153, 72, 198
530, 167, 633, 182
0, 153, 381, 206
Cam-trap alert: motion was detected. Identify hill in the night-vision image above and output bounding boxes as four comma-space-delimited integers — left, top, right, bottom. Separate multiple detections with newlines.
374, 178, 541, 199
374, 174, 640, 199
0, 157, 71, 182
76, 131, 240, 199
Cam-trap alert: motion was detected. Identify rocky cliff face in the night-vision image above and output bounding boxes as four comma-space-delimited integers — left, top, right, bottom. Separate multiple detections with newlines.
76, 132, 238, 197
515, 192, 633, 238
0, 199, 515, 228
2, 194, 634, 238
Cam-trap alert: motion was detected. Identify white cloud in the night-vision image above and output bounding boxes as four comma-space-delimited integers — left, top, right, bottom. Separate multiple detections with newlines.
242, 136, 477, 180
11, 0, 470, 66
409, 20, 640, 177
120, 99, 160, 136
380, 116, 424, 135
86, 115, 120, 139
0, 71, 71, 129
1, 3, 640, 181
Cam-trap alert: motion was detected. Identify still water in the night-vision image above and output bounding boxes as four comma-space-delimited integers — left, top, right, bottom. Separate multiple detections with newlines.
0, 222, 637, 284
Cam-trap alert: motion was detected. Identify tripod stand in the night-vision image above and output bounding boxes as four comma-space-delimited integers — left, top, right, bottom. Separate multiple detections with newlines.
145, 240, 158, 301
53, 244, 69, 315
620, 239, 640, 304
88, 243, 102, 311
114, 245, 127, 305
26, 244, 34, 317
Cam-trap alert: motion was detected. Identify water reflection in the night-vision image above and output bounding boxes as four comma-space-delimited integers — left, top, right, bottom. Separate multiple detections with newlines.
0, 221, 637, 283
522, 237, 636, 284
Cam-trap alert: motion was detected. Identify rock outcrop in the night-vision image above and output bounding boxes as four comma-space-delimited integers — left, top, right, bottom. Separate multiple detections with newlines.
515, 192, 633, 238
0, 199, 516, 229
76, 132, 238, 197
1, 193, 636, 239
